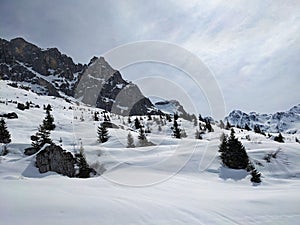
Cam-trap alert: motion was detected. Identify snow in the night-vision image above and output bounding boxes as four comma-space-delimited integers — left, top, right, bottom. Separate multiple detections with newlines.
0, 81, 300, 224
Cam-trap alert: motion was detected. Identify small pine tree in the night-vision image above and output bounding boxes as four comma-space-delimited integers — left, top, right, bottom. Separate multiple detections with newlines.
0, 118, 11, 144
134, 118, 141, 129
198, 114, 204, 122
127, 132, 135, 148
138, 128, 148, 146
205, 119, 214, 132
195, 129, 200, 139
45, 104, 52, 111
97, 124, 109, 143
75, 143, 92, 178
158, 125, 162, 132
250, 169, 261, 183
43, 109, 55, 130
127, 117, 132, 124
172, 119, 181, 139
31, 125, 52, 149
94, 112, 99, 121
274, 133, 284, 143
296, 137, 300, 144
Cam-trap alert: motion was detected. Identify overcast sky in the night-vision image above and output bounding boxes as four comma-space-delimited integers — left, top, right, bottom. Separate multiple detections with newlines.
1, 0, 299, 117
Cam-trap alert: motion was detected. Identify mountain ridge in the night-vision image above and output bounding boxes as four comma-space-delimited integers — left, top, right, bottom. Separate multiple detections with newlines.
0, 37, 155, 115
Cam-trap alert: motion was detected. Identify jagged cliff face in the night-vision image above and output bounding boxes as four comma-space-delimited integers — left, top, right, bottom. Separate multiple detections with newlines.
0, 37, 154, 115
0, 37, 85, 96
225, 104, 300, 134
75, 56, 154, 115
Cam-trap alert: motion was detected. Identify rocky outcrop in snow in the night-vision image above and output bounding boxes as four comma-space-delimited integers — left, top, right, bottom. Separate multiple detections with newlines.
35, 144, 76, 177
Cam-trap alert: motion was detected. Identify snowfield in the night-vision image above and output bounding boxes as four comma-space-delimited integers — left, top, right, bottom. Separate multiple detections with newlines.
0, 81, 300, 225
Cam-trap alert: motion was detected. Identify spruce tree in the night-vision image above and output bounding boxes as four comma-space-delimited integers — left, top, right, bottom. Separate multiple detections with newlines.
134, 118, 141, 129
219, 120, 225, 129
97, 123, 109, 143
172, 119, 181, 139
138, 128, 148, 146
219, 128, 249, 169
0, 118, 11, 144
31, 125, 52, 149
43, 108, 55, 130
250, 169, 262, 183
127, 132, 135, 148
75, 143, 91, 178
274, 133, 284, 143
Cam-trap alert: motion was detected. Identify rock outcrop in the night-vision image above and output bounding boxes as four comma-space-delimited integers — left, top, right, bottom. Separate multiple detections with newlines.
35, 144, 76, 177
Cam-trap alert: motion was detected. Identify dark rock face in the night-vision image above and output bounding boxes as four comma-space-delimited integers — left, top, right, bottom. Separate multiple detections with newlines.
74, 56, 155, 115
24, 147, 38, 156
0, 37, 156, 116
0, 37, 85, 97
35, 144, 76, 177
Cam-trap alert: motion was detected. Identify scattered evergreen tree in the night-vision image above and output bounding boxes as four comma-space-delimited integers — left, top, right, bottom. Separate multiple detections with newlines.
193, 117, 198, 127
97, 123, 109, 143
198, 114, 204, 122
219, 128, 249, 169
195, 129, 203, 139
250, 169, 262, 183
274, 133, 284, 143
158, 125, 162, 132
94, 112, 99, 121
172, 115, 181, 139
45, 104, 52, 111
31, 125, 52, 149
127, 132, 135, 148
127, 117, 132, 124
138, 128, 148, 146
134, 118, 142, 129
0, 118, 11, 144
75, 143, 93, 178
147, 114, 152, 120
205, 118, 214, 132
43, 108, 55, 130
166, 114, 172, 122
296, 137, 300, 144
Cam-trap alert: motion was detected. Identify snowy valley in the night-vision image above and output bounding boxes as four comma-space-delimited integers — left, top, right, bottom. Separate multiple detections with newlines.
0, 81, 300, 225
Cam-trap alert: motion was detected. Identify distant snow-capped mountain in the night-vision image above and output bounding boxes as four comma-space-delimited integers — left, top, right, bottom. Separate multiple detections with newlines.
225, 104, 300, 133
0, 37, 155, 115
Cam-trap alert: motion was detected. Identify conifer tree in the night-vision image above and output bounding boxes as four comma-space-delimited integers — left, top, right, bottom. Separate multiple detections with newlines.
75, 143, 92, 178
274, 133, 284, 143
225, 121, 231, 130
97, 123, 109, 143
138, 128, 148, 146
172, 117, 181, 139
0, 118, 11, 144
94, 112, 99, 121
134, 118, 141, 129
250, 169, 262, 183
219, 128, 249, 169
43, 108, 55, 130
127, 117, 132, 124
31, 125, 52, 149
127, 132, 135, 148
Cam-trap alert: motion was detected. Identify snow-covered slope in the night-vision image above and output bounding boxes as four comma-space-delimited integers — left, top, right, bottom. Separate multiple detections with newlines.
225, 105, 300, 134
1, 81, 300, 225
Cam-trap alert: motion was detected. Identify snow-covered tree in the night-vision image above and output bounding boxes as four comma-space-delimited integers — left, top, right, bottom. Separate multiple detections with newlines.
250, 169, 261, 183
